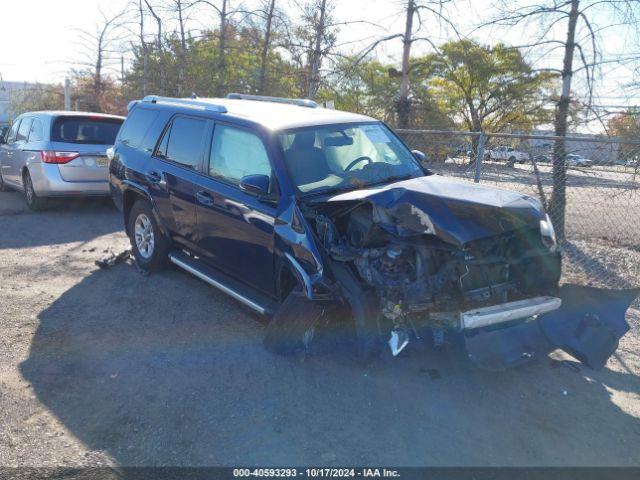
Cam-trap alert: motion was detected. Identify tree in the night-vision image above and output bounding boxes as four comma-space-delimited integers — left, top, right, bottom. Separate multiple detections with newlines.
143, 0, 167, 94
258, 0, 277, 94
607, 109, 640, 162
425, 40, 555, 134
352, 0, 456, 128
8, 84, 64, 118
74, 9, 127, 111
287, 0, 338, 99
493, 0, 640, 239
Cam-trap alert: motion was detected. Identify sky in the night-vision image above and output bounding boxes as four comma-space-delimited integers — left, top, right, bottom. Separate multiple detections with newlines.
1, 0, 638, 125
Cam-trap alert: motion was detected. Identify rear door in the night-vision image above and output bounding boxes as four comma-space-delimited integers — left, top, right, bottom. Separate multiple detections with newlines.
147, 114, 210, 249
8, 118, 32, 185
0, 119, 22, 186
194, 123, 277, 295
49, 116, 123, 182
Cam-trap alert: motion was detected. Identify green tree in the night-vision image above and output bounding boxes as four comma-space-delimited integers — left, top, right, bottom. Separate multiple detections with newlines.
425, 40, 555, 134
8, 84, 64, 118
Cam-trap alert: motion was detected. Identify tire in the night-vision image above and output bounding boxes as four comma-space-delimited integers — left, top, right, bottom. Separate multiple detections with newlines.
23, 170, 47, 210
127, 199, 171, 272
264, 290, 323, 355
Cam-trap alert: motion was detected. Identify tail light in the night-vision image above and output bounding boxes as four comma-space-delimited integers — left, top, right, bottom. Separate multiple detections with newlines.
40, 151, 80, 164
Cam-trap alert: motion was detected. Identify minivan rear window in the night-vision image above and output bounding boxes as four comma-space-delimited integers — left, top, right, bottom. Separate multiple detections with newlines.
51, 116, 123, 145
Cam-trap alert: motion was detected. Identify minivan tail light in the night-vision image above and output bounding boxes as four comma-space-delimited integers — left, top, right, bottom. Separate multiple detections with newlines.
40, 151, 80, 164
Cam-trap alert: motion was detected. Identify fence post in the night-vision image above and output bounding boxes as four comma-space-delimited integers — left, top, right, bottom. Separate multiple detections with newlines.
474, 132, 486, 183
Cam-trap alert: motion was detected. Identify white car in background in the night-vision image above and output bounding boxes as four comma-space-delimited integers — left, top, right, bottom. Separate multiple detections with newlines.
565, 154, 593, 167
484, 145, 529, 165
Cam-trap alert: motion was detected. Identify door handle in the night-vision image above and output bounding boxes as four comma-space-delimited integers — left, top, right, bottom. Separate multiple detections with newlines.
196, 190, 214, 206
146, 170, 166, 188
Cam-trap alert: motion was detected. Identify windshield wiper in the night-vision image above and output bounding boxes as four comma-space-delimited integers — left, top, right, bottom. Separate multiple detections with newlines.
363, 174, 415, 188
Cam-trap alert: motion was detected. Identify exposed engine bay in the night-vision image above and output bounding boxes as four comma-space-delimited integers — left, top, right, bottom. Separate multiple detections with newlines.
272, 176, 638, 370
307, 199, 561, 356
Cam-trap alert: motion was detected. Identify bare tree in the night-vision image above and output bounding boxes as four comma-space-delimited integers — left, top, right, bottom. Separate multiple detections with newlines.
258, 0, 277, 94
493, 0, 640, 239
352, 0, 456, 128
137, 0, 150, 96
74, 9, 128, 111
143, 0, 167, 94
307, 0, 328, 98
167, 0, 196, 96
397, 0, 416, 128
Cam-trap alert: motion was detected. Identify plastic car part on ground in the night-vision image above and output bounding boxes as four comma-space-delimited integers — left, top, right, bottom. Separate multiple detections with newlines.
465, 285, 639, 371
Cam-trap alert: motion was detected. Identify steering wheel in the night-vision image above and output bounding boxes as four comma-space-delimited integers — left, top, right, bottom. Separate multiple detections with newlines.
344, 156, 373, 172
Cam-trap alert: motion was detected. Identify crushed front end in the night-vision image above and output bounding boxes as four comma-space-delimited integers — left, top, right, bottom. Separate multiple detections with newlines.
299, 177, 638, 370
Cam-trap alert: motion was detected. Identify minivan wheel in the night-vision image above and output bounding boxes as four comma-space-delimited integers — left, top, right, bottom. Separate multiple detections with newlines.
128, 200, 170, 271
23, 171, 47, 210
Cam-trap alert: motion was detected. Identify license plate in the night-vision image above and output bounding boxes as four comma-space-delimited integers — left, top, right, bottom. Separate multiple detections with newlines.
95, 156, 109, 167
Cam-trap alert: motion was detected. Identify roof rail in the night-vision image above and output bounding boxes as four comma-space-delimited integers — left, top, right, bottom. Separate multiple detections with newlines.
142, 95, 228, 113
226, 93, 317, 109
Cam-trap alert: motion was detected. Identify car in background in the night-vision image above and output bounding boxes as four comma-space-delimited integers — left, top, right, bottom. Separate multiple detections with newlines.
0, 111, 125, 210
533, 153, 552, 163
565, 153, 593, 167
0, 123, 10, 142
484, 145, 529, 165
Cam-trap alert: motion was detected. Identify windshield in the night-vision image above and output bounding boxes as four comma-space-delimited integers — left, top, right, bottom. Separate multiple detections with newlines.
278, 122, 424, 195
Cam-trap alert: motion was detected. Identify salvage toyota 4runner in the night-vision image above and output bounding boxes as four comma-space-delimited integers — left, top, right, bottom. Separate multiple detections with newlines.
109, 94, 638, 370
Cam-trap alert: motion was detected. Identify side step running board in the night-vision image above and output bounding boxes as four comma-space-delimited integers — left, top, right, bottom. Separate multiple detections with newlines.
168, 251, 275, 316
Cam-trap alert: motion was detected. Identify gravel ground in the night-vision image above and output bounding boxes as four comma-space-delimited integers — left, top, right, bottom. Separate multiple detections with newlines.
1, 189, 639, 467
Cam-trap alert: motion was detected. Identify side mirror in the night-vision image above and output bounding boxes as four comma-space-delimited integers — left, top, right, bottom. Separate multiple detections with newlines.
411, 150, 426, 163
239, 174, 270, 197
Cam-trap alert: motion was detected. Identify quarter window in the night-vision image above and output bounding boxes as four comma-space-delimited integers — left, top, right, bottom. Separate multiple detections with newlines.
119, 107, 159, 148
157, 116, 207, 169
16, 118, 32, 142
28, 119, 44, 142
208, 125, 272, 185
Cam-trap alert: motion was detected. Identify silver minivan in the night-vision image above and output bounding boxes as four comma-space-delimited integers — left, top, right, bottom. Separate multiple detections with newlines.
0, 111, 125, 210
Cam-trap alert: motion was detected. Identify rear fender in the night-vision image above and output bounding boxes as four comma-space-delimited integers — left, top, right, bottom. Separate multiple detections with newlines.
122, 181, 170, 238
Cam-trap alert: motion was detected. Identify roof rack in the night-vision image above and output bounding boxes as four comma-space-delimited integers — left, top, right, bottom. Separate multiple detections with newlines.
142, 95, 228, 113
226, 93, 317, 109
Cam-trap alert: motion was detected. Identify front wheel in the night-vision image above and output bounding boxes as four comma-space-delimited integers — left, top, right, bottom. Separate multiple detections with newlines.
23, 170, 47, 210
128, 200, 171, 272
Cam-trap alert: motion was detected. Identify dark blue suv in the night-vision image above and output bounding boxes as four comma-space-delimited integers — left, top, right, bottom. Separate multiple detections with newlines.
109, 94, 636, 370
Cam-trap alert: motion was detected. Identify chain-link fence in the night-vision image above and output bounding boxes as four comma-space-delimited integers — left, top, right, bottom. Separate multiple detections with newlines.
397, 129, 640, 289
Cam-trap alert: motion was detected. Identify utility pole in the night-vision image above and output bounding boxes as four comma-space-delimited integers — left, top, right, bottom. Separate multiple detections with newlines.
64, 78, 71, 110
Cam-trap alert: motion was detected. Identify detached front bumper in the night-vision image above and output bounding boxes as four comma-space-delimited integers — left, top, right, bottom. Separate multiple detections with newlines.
464, 285, 639, 371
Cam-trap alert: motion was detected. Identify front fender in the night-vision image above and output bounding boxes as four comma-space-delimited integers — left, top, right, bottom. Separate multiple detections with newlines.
274, 200, 336, 301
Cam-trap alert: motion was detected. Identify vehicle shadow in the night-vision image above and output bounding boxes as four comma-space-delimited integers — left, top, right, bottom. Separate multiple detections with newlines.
0, 191, 120, 250
20, 262, 640, 466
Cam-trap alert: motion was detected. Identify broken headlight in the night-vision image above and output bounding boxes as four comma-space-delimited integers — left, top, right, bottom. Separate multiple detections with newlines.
540, 213, 557, 251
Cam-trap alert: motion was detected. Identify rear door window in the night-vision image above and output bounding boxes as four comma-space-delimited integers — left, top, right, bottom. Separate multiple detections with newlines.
5, 120, 21, 144
156, 116, 207, 169
51, 116, 124, 145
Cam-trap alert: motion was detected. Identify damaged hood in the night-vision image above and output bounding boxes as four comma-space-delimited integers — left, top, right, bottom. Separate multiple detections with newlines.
325, 175, 545, 246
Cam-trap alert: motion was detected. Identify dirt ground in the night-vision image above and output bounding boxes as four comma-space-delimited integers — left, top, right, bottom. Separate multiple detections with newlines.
1, 189, 639, 467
